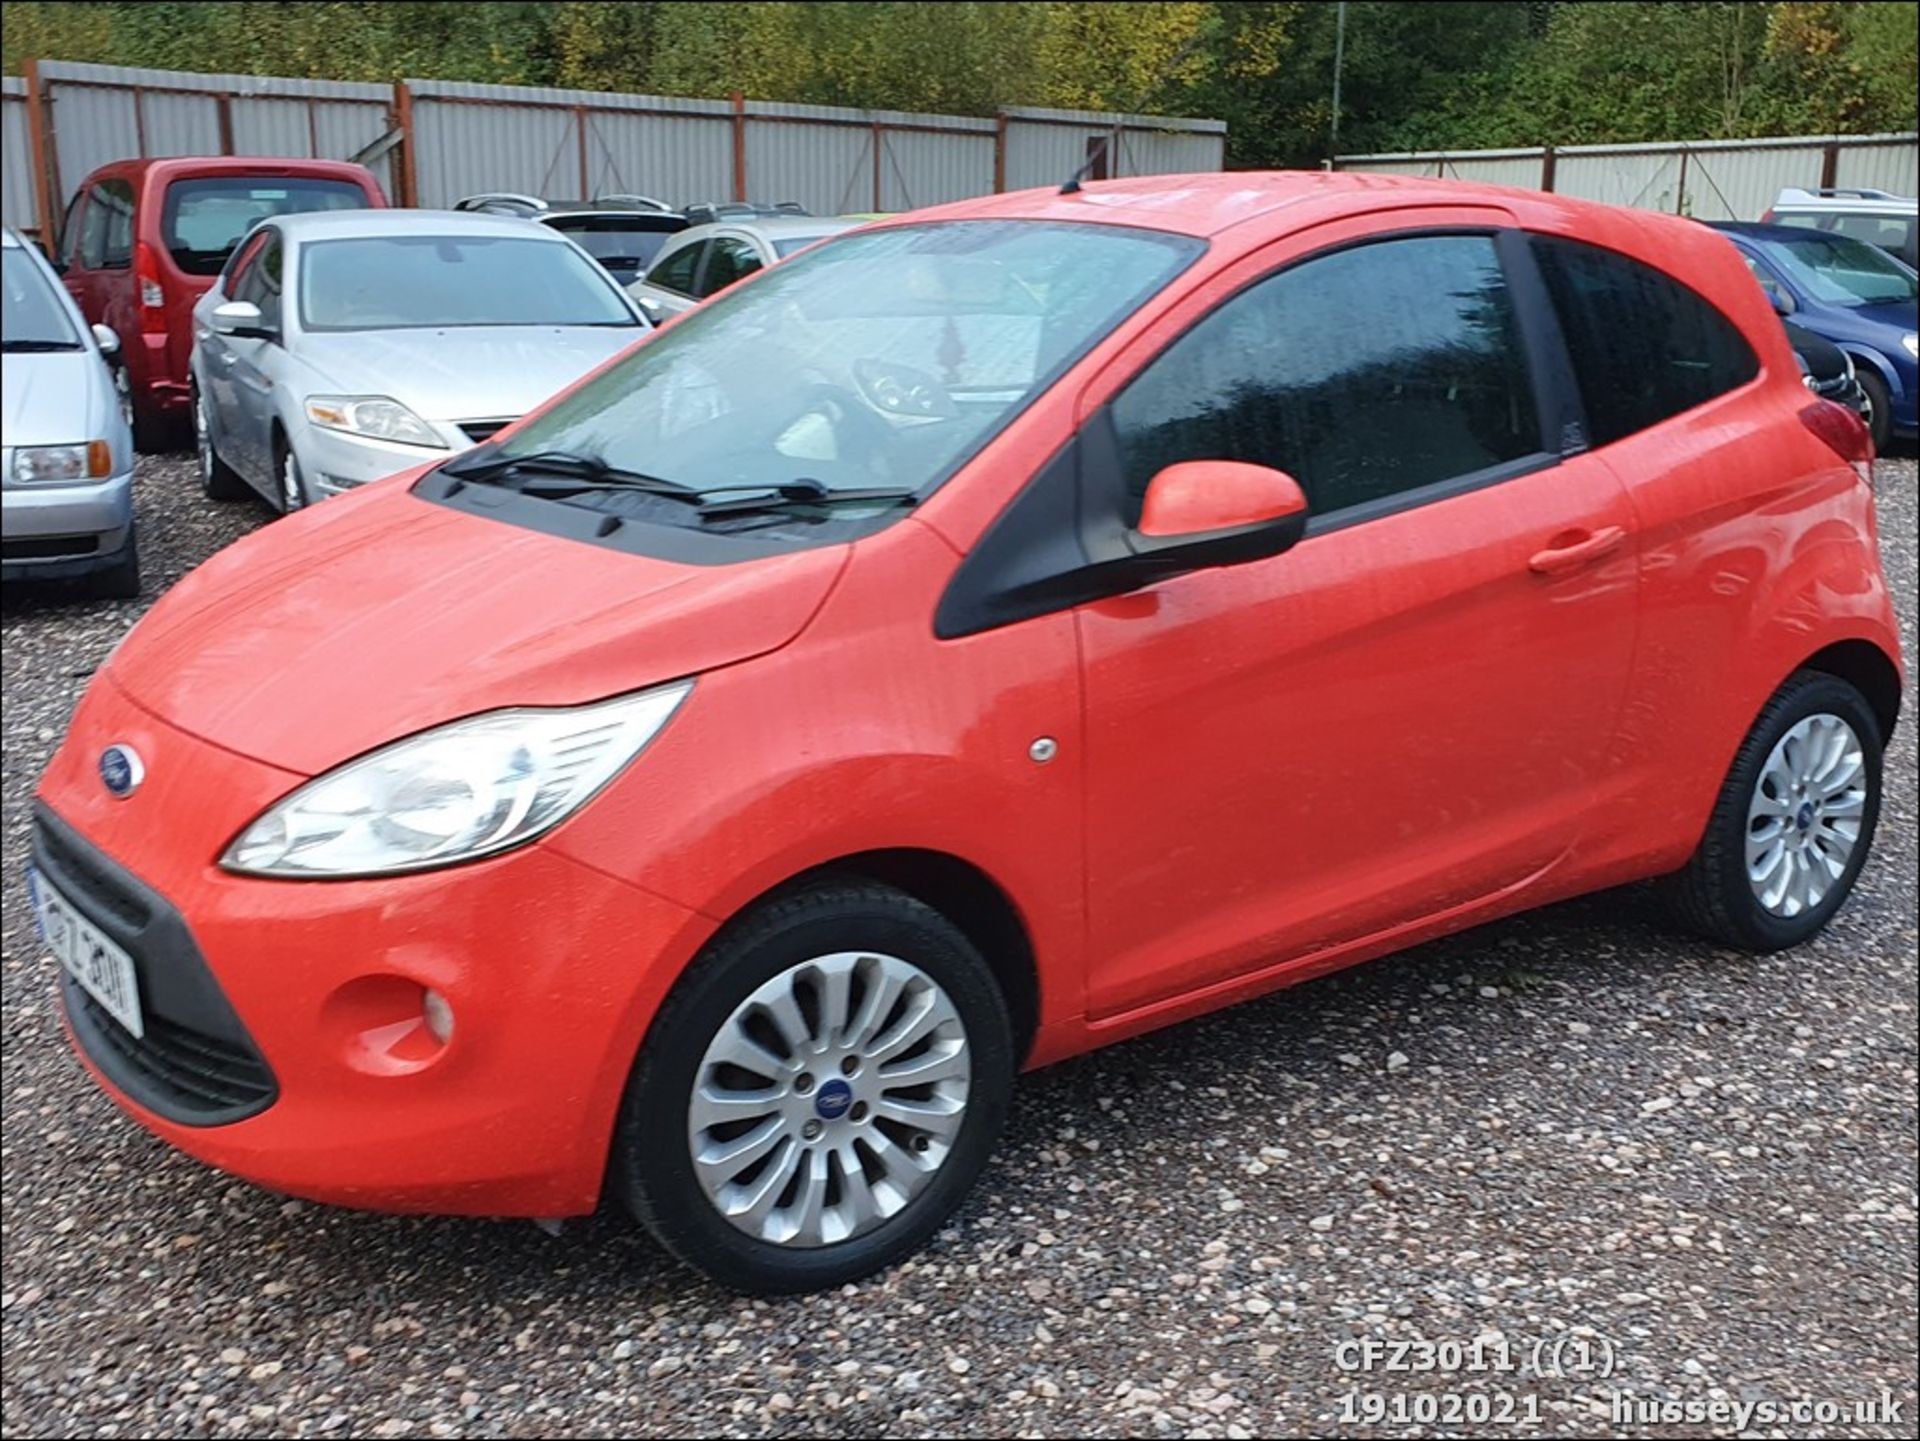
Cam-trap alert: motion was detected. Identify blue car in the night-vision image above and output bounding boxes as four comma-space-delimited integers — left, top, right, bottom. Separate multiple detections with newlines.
1710, 221, 1918, 450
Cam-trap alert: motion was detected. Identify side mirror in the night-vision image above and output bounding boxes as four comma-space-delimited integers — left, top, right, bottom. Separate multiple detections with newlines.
1765, 283, 1794, 317
1130, 460, 1309, 570
90, 323, 120, 357
632, 292, 664, 319
210, 299, 273, 340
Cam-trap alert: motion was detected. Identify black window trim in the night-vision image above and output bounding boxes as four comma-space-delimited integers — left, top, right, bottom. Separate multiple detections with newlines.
936, 222, 1581, 639
95, 178, 135, 271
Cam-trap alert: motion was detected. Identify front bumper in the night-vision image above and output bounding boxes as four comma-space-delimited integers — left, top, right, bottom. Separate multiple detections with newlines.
35, 669, 712, 1217
1, 471, 135, 579
291, 420, 477, 499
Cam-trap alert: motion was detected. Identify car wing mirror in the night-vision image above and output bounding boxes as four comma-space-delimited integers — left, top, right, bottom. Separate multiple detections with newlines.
210, 299, 274, 340
1130, 460, 1310, 568
90, 323, 120, 357
1765, 283, 1795, 317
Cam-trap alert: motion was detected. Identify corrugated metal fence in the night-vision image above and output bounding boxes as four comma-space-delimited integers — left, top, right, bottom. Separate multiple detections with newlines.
3, 60, 1226, 241
1334, 132, 1918, 220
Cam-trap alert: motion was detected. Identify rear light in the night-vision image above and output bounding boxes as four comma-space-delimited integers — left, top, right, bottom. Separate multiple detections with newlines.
1760, 207, 1775, 223
1799, 399, 1873, 484
133, 241, 166, 334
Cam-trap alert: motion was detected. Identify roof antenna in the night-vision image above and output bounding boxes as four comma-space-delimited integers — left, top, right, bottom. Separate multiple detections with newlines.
1059, 29, 1210, 195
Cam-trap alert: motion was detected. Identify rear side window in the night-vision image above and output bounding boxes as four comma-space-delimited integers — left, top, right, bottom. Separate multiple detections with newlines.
1111, 233, 1543, 522
646, 240, 705, 296
162, 177, 369, 275
1532, 236, 1757, 448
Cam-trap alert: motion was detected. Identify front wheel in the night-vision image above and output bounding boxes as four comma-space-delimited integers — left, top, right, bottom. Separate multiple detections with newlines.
1855, 368, 1891, 454
1665, 671, 1883, 951
612, 881, 1014, 1294
276, 443, 309, 515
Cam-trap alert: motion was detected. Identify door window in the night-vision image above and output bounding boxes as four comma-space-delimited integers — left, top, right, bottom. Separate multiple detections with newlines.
1110, 233, 1543, 522
646, 240, 706, 296
1531, 235, 1757, 448
96, 180, 135, 270
231, 232, 284, 331
59, 192, 87, 269
699, 235, 763, 296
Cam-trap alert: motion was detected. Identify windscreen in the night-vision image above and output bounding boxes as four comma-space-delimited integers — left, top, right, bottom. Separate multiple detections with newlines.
1758, 231, 1919, 307
545, 218, 684, 277
492, 220, 1202, 508
299, 235, 641, 331
163, 177, 368, 275
2, 248, 81, 348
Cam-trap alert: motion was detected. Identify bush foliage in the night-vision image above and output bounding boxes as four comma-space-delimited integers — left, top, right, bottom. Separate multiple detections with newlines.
4, 1, 1914, 166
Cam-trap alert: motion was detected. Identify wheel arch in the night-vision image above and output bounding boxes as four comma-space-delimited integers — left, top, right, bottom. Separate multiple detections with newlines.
1797, 637, 1903, 740
711, 848, 1043, 1067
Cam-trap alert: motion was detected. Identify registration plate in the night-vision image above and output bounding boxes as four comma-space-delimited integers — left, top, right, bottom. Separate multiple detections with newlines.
28, 866, 143, 1039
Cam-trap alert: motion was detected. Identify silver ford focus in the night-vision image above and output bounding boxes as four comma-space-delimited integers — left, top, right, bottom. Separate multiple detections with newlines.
1, 227, 139, 598
189, 210, 648, 514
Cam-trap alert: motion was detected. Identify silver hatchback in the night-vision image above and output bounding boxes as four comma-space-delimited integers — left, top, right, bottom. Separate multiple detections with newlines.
1, 227, 138, 597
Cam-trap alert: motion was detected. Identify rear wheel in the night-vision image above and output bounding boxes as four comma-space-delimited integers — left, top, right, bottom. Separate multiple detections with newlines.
1856, 368, 1891, 454
194, 385, 249, 501
612, 880, 1014, 1294
1665, 671, 1882, 951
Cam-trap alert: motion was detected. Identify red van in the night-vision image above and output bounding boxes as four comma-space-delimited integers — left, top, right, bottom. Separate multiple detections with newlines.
53, 157, 386, 448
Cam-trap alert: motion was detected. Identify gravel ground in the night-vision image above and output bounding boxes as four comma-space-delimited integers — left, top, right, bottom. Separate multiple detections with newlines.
3, 454, 1915, 1440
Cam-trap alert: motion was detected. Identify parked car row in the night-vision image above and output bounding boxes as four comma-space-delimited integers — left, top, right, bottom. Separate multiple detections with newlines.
3, 158, 1913, 605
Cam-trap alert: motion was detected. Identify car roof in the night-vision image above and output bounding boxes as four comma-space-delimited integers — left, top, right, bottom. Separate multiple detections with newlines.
1773, 187, 1916, 213
265, 208, 567, 242
706, 216, 865, 242
84, 155, 377, 184
1707, 220, 1855, 243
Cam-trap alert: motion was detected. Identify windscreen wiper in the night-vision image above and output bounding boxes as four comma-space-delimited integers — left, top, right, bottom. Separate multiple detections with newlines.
442, 447, 706, 504
692, 478, 920, 520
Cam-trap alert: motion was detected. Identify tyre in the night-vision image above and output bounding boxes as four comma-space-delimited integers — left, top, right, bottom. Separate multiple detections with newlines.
1666, 671, 1882, 951
87, 534, 141, 601
276, 439, 309, 515
1855, 368, 1891, 454
194, 386, 250, 501
612, 880, 1014, 1294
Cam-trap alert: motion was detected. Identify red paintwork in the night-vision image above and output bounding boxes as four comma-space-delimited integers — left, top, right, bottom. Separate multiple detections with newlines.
1137, 460, 1307, 537
56, 157, 386, 429
38, 172, 1902, 1216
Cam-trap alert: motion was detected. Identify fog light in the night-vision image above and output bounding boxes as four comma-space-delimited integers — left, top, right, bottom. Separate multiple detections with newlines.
423, 988, 455, 1044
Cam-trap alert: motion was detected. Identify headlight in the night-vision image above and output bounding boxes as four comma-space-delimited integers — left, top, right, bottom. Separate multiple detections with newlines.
305, 395, 447, 449
222, 681, 693, 877
13, 441, 112, 482
1902, 333, 1918, 359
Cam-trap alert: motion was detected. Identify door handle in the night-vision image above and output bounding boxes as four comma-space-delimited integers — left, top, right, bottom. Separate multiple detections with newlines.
1529, 525, 1625, 575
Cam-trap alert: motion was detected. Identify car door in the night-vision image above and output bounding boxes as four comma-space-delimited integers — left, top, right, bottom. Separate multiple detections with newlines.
219, 228, 286, 482
1073, 216, 1640, 1020
198, 229, 267, 466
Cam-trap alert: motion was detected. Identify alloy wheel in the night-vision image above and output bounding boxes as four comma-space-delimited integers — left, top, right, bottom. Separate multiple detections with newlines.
687, 951, 971, 1248
1746, 712, 1867, 917
194, 392, 214, 484
280, 451, 305, 512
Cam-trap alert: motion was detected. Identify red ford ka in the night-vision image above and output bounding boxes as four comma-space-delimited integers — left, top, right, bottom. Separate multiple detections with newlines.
32, 173, 1901, 1293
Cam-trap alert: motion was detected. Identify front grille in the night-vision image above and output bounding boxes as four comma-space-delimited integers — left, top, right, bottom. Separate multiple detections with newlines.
458, 418, 516, 445
35, 815, 150, 931
4, 535, 99, 561
34, 805, 278, 1127
63, 974, 277, 1115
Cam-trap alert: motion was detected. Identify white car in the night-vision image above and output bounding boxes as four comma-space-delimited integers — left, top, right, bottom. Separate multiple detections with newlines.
190, 210, 648, 513
627, 214, 862, 322
1, 227, 139, 597
1764, 186, 1918, 269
